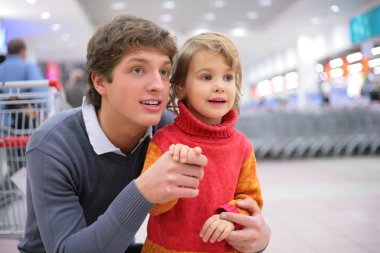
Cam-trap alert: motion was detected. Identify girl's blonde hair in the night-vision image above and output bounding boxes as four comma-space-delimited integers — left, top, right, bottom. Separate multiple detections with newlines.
168, 32, 242, 114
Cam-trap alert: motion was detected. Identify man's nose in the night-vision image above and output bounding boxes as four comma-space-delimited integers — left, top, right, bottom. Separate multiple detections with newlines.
148, 71, 167, 91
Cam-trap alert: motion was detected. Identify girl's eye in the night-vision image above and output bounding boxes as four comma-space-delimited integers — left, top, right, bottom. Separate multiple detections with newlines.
132, 67, 142, 74
201, 74, 212, 81
224, 74, 234, 81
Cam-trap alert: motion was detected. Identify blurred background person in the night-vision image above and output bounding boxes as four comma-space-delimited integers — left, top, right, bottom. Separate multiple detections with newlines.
0, 54, 5, 64
0, 38, 49, 128
0, 38, 47, 93
64, 67, 85, 108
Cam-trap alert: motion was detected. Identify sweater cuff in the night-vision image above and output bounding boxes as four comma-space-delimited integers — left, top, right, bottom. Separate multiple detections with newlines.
217, 203, 239, 214
216, 203, 243, 230
110, 180, 154, 231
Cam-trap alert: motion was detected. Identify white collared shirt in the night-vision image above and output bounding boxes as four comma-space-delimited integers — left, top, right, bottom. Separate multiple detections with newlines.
81, 97, 152, 156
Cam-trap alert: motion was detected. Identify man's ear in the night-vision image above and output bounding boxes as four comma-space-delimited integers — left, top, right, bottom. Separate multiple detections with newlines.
91, 72, 106, 96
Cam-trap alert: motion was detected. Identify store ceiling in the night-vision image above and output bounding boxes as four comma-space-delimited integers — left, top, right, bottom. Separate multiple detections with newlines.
0, 0, 380, 63
77, 0, 298, 34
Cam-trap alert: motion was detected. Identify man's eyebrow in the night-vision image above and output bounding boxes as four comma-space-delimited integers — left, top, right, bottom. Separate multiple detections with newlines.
125, 57, 148, 63
126, 58, 171, 66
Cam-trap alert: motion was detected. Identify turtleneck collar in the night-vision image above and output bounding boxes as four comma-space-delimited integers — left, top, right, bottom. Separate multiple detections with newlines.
174, 101, 237, 139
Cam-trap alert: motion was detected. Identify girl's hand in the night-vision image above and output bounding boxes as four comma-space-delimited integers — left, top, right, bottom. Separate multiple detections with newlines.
169, 144, 202, 163
199, 214, 234, 243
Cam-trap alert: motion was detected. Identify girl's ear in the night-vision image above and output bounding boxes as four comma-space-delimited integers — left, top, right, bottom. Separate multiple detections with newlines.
91, 72, 106, 96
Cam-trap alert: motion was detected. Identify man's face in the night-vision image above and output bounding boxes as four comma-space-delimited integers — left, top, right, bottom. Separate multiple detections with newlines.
96, 47, 172, 129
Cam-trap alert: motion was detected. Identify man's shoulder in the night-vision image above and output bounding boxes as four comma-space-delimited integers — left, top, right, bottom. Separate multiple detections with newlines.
40, 107, 81, 128
28, 108, 83, 148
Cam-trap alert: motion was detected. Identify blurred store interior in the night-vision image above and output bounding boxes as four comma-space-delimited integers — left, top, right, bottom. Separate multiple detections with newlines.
1, 1, 380, 252
1, 0, 380, 111
2, 0, 378, 159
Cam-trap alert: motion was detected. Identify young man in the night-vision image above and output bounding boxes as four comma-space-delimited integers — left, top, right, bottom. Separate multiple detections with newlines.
18, 15, 270, 253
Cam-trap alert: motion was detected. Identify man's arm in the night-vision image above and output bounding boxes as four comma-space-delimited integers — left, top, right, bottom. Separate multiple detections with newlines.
27, 140, 206, 253
27, 148, 152, 253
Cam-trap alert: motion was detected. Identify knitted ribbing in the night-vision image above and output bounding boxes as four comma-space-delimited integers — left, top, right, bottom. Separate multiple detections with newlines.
142, 102, 261, 252
174, 101, 237, 139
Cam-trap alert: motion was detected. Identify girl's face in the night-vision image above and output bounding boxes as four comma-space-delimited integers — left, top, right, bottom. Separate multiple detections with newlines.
179, 50, 237, 125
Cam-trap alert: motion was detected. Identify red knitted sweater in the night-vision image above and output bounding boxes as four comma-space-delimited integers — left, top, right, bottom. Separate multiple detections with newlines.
141, 102, 263, 253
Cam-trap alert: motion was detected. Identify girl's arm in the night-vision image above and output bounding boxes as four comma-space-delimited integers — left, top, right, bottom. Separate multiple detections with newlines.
218, 151, 263, 218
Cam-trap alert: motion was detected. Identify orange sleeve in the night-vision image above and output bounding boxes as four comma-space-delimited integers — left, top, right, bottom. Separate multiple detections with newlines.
228, 151, 263, 215
142, 141, 178, 216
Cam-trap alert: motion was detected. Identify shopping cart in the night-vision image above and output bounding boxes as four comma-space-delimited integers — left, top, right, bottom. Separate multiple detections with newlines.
0, 79, 61, 238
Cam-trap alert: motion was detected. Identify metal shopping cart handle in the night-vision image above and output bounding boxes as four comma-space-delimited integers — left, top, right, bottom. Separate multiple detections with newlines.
0, 79, 61, 91
0, 79, 62, 100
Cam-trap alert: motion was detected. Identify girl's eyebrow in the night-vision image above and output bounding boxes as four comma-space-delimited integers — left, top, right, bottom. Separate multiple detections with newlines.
194, 67, 233, 74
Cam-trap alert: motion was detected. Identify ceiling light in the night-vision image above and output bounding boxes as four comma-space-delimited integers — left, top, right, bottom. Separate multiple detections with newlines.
231, 28, 247, 37
372, 46, 380, 55
330, 68, 343, 78
329, 58, 343, 68
315, 64, 324, 72
204, 13, 216, 21
162, 1, 175, 9
347, 63, 363, 73
110, 2, 126, 10
368, 58, 380, 68
26, 0, 37, 4
272, 76, 285, 93
192, 28, 210, 35
41, 12, 51, 20
160, 14, 173, 23
258, 0, 272, 7
330, 5, 340, 13
246, 11, 258, 20
257, 80, 272, 97
214, 0, 225, 8
52, 24, 61, 31
285, 72, 299, 89
346, 52, 362, 63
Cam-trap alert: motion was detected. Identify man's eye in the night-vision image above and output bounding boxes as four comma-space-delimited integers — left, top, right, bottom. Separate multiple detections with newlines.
160, 69, 169, 77
132, 67, 142, 74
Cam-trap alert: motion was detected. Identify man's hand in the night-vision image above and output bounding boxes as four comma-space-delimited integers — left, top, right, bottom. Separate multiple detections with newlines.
220, 198, 271, 252
135, 149, 207, 204
199, 214, 234, 244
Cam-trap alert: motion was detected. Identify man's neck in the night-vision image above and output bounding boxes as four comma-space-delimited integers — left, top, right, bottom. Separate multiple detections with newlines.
96, 107, 147, 155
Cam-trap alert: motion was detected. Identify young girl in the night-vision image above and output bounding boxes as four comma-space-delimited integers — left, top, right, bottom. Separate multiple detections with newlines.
141, 32, 264, 253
